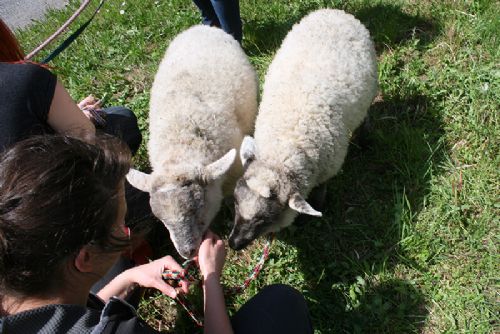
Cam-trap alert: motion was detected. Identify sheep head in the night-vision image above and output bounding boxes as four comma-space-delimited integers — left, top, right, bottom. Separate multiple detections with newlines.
229, 137, 321, 250
127, 149, 236, 258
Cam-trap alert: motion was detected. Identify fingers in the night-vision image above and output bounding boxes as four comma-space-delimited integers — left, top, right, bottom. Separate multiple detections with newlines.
161, 255, 184, 272
78, 96, 102, 111
203, 229, 222, 243
156, 281, 178, 298
204, 229, 215, 239
81, 109, 92, 119
89, 100, 102, 110
78, 95, 97, 108
158, 256, 190, 295
178, 280, 190, 294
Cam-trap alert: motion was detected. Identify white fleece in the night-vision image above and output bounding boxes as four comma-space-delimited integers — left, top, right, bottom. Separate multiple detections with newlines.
253, 9, 378, 195
149, 25, 258, 187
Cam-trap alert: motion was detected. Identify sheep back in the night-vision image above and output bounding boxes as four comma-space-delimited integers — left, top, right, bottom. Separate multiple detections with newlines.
254, 9, 378, 191
148, 25, 258, 181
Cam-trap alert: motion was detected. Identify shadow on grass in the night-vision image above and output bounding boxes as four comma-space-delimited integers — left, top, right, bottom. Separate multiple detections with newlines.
243, 3, 440, 57
140, 3, 443, 332
347, 279, 428, 333
239, 3, 443, 332
273, 92, 443, 332
243, 17, 294, 56
354, 3, 441, 52
242, 1, 333, 56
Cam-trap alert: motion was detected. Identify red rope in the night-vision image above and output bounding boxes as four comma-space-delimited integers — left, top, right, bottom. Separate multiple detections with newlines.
161, 260, 203, 327
225, 233, 274, 295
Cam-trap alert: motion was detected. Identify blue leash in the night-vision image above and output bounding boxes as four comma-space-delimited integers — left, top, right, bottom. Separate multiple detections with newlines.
41, 0, 106, 64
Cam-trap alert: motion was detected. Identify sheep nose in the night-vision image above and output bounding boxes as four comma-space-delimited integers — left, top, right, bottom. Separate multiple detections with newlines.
179, 246, 197, 259
228, 236, 238, 250
187, 248, 197, 259
229, 234, 251, 251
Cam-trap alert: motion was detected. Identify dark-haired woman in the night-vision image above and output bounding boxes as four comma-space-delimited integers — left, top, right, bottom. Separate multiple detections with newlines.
0, 135, 182, 333
0, 18, 151, 266
0, 135, 313, 334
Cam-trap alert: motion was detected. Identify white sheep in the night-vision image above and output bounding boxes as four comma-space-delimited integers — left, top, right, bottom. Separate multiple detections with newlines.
127, 25, 258, 258
229, 9, 378, 250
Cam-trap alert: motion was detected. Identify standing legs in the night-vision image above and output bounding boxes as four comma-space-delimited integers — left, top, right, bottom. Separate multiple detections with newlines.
192, 0, 242, 42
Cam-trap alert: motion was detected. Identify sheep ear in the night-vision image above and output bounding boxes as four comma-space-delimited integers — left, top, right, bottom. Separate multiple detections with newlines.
240, 136, 256, 168
126, 169, 153, 192
246, 177, 271, 198
203, 149, 236, 181
288, 193, 322, 217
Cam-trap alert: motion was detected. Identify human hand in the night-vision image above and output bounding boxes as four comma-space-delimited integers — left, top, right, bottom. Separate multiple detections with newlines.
129, 255, 190, 298
78, 95, 106, 128
195, 230, 226, 280
78, 95, 101, 110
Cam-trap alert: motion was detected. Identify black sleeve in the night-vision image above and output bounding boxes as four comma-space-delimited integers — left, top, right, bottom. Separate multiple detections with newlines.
99, 298, 161, 334
27, 63, 58, 121
0, 62, 57, 152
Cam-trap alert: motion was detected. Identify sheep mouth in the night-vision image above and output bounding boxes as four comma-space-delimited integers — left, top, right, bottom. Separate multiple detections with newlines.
228, 219, 268, 250
229, 235, 254, 250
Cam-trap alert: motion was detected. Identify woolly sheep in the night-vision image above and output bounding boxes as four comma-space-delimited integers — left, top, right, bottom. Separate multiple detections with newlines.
228, 9, 378, 250
127, 25, 258, 258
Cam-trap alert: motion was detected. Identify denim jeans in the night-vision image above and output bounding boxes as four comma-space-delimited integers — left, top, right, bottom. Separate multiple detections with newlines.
192, 0, 242, 42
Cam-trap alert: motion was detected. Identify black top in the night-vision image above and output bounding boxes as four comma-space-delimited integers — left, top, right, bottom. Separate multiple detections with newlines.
0, 62, 57, 152
0, 294, 159, 334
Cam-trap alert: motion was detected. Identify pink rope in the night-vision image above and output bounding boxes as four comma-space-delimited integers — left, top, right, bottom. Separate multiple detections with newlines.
25, 0, 93, 60
226, 233, 274, 295
162, 234, 275, 327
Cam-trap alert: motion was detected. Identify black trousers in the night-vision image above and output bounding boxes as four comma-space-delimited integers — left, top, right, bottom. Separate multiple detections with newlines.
232, 284, 314, 334
102, 106, 142, 155
101, 106, 153, 231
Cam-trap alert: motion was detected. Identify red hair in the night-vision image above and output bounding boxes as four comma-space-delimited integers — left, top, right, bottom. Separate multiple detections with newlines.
0, 19, 25, 62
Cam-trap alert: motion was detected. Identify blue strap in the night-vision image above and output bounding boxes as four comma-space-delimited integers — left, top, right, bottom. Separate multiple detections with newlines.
42, 0, 106, 64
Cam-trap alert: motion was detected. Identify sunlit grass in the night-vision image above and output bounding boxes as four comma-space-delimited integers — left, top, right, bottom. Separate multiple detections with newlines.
17, 0, 499, 332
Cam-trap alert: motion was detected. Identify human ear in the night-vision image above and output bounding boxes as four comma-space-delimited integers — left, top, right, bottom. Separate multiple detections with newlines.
74, 246, 93, 273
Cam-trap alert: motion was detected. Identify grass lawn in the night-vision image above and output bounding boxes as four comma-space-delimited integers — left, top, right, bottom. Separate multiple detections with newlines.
16, 0, 498, 332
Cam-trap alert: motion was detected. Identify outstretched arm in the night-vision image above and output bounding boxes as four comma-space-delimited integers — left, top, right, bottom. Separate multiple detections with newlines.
97, 255, 190, 302
197, 230, 234, 334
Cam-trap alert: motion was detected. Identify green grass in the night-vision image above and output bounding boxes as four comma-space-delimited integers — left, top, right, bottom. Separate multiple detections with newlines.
17, 0, 499, 332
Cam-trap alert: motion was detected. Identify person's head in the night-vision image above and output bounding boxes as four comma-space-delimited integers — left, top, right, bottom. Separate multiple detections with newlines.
0, 19, 24, 62
0, 134, 132, 298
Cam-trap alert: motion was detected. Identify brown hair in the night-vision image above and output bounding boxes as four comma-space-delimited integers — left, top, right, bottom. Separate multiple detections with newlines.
0, 135, 132, 295
0, 19, 25, 62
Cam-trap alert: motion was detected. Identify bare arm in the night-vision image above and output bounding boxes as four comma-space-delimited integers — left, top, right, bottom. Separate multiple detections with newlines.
97, 256, 189, 302
203, 274, 233, 334
197, 231, 234, 334
47, 80, 95, 139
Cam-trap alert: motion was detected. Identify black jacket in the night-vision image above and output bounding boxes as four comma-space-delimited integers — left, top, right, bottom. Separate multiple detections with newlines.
0, 294, 159, 334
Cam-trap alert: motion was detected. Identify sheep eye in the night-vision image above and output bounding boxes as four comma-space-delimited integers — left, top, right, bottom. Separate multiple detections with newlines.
182, 180, 193, 187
